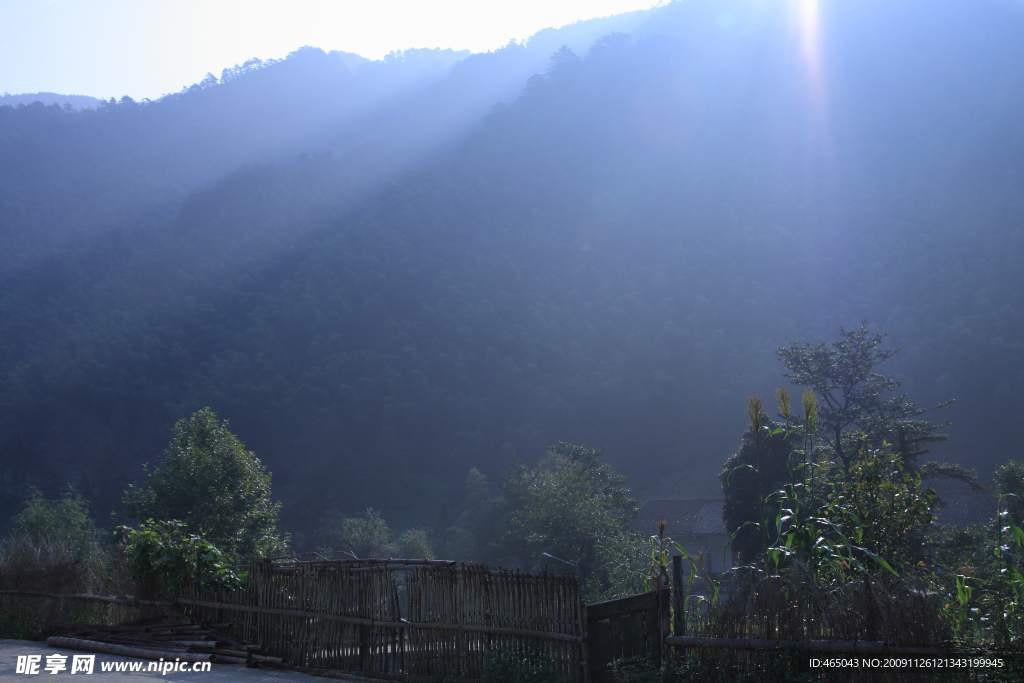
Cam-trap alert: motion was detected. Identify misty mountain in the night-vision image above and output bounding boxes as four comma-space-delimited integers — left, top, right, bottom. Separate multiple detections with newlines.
0, 8, 654, 276
1, 0, 1022, 543
0, 47, 465, 272
0, 92, 104, 110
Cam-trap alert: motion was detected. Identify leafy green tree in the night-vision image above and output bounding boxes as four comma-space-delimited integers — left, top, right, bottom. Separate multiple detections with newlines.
777, 322, 950, 469
825, 446, 937, 573
317, 507, 435, 560
123, 408, 286, 558
9, 486, 101, 565
499, 442, 640, 598
317, 507, 400, 559
446, 468, 505, 564
399, 529, 435, 560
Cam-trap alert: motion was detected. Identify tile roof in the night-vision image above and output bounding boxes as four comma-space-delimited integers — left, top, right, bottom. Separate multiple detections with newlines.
630, 498, 726, 537
935, 490, 998, 528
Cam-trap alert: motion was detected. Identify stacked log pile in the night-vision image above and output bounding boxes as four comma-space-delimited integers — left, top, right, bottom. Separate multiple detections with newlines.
45, 614, 283, 666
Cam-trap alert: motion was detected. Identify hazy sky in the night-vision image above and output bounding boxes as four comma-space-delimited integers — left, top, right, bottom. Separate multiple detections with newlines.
0, 0, 661, 100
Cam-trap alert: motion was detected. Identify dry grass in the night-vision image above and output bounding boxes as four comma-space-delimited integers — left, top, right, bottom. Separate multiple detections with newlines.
659, 569, 993, 683
0, 534, 155, 639
691, 569, 950, 646
0, 535, 86, 592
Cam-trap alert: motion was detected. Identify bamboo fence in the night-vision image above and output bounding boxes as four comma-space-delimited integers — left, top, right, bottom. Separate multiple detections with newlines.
178, 559, 587, 680
0, 588, 165, 637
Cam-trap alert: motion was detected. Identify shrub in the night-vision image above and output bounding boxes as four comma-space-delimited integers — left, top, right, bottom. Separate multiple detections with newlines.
481, 645, 569, 683
114, 519, 244, 600
9, 487, 103, 574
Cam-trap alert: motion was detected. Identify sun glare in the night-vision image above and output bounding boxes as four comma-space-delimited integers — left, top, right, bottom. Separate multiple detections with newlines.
797, 0, 825, 109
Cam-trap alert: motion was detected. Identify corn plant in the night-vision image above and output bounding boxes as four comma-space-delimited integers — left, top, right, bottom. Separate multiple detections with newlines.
992, 493, 1024, 646
642, 517, 720, 636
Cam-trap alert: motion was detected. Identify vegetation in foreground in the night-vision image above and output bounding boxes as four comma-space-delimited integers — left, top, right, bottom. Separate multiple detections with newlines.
3, 325, 1024, 683
629, 326, 1024, 680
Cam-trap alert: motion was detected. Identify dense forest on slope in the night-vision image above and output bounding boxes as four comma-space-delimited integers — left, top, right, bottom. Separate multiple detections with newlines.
1, 0, 1022, 547
0, 6, 648, 275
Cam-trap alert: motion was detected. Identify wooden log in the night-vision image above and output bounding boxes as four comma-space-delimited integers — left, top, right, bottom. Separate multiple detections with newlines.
137, 636, 217, 643
123, 614, 171, 628
160, 640, 222, 648
45, 637, 213, 663
47, 621, 153, 633
148, 625, 204, 634
205, 626, 254, 651
247, 652, 284, 664
59, 635, 190, 652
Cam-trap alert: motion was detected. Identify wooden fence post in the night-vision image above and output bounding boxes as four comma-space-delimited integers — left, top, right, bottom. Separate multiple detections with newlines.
658, 586, 671, 663
581, 601, 591, 683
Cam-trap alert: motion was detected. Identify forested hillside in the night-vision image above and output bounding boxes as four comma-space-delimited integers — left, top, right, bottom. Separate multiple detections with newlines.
0, 5, 649, 275
2, 0, 1022, 546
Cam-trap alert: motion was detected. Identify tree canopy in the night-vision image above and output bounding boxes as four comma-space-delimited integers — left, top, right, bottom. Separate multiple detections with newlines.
777, 323, 951, 469
123, 408, 286, 558
499, 442, 640, 596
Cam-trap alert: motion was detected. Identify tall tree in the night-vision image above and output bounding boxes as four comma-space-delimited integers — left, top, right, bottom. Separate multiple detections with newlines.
446, 468, 505, 565
777, 323, 951, 469
499, 442, 639, 596
123, 408, 286, 557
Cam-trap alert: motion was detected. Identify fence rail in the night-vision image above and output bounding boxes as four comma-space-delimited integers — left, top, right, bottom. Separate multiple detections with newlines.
179, 559, 587, 680
8, 577, 1019, 680
0, 589, 168, 607
665, 636, 973, 656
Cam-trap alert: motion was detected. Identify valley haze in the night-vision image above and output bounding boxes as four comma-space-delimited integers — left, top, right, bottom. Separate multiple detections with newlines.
0, 0, 1021, 554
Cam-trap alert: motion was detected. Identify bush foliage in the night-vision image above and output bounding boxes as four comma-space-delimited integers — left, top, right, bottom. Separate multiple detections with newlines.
114, 519, 244, 600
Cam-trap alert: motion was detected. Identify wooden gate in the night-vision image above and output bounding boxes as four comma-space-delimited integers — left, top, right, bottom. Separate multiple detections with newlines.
585, 587, 670, 683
